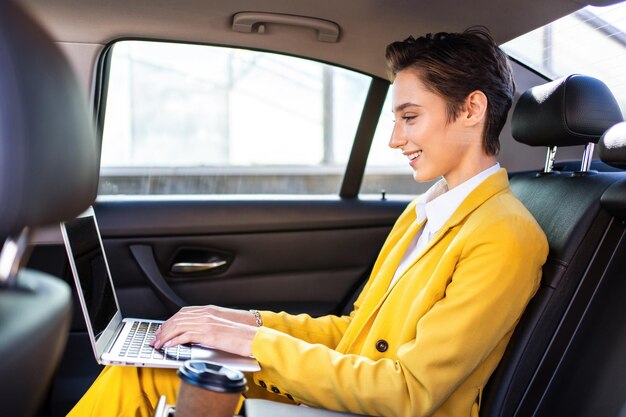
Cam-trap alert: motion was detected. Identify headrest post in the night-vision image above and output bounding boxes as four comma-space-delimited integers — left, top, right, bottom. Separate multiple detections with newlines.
544, 146, 558, 173
0, 228, 31, 288
580, 142, 595, 172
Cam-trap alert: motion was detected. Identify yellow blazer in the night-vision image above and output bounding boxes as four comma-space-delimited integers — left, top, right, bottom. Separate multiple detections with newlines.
250, 169, 548, 417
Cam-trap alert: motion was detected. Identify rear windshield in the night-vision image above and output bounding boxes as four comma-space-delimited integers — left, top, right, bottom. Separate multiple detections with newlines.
502, 0, 626, 115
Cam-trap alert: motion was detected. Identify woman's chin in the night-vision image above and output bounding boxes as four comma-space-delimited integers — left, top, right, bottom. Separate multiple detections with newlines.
412, 169, 437, 184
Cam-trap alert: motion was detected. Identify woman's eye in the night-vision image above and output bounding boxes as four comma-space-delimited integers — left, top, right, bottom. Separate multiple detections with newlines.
392, 114, 418, 123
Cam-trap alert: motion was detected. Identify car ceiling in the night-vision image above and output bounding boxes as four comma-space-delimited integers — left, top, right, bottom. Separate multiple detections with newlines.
21, 0, 622, 79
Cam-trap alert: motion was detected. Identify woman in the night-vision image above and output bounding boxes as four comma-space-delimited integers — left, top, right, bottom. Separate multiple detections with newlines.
69, 28, 548, 417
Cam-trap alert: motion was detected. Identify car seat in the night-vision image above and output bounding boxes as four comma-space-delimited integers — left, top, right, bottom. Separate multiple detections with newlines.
527, 122, 626, 417
482, 74, 624, 417
0, 2, 99, 416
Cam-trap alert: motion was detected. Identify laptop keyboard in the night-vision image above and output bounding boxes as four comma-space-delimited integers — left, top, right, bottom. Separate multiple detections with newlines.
119, 321, 191, 361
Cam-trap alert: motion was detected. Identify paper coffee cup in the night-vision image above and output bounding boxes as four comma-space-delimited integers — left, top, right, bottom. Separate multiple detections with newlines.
176, 360, 247, 417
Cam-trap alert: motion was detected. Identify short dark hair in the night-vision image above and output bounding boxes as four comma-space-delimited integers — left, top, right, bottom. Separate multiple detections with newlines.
385, 27, 515, 155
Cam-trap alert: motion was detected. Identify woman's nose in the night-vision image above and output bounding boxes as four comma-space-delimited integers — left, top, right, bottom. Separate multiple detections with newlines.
389, 124, 406, 149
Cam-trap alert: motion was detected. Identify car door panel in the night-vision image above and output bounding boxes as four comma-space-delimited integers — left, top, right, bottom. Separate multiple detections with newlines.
110, 228, 385, 317
29, 197, 411, 326
96, 198, 408, 319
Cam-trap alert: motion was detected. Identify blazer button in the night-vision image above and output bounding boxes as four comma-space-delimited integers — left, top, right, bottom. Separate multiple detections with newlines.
271, 386, 281, 394
259, 380, 267, 389
376, 339, 388, 352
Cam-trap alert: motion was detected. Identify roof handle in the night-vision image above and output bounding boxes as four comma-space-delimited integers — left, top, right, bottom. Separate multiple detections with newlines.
232, 12, 340, 43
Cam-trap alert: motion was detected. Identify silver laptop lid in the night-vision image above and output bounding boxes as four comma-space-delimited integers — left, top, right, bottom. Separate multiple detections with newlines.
60, 206, 124, 362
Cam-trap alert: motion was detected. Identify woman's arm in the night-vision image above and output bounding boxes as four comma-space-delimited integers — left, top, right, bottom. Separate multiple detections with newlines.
152, 289, 365, 353
256, 309, 355, 347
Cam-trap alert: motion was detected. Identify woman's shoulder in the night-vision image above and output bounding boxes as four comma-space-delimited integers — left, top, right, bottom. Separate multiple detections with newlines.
465, 187, 548, 244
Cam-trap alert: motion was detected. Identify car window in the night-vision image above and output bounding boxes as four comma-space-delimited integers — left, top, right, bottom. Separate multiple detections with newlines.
99, 41, 371, 195
502, 0, 626, 114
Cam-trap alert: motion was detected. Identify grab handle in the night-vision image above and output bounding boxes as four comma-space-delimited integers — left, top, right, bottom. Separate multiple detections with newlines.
232, 12, 340, 43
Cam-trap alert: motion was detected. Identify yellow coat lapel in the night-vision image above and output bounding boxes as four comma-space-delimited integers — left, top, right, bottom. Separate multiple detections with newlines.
391, 168, 510, 289
338, 169, 510, 353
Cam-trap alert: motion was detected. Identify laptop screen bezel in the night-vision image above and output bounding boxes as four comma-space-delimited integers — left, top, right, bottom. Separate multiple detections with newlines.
60, 206, 125, 362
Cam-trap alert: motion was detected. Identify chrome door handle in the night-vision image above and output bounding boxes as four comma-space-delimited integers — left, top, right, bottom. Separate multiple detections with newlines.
170, 260, 227, 273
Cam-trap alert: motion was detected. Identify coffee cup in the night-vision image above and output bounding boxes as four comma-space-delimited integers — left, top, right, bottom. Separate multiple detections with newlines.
176, 360, 247, 417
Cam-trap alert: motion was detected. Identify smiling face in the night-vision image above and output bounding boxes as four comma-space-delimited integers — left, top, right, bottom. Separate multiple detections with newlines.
389, 69, 496, 189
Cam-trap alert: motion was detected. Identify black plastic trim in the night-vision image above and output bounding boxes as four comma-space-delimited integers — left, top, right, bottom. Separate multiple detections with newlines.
93, 44, 113, 151
507, 56, 551, 83
340, 78, 390, 198
130, 244, 188, 313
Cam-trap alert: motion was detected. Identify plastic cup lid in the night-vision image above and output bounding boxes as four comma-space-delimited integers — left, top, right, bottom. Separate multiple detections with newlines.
177, 360, 247, 394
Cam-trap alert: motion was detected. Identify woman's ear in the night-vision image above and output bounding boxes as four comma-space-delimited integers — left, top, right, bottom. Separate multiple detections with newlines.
464, 90, 488, 127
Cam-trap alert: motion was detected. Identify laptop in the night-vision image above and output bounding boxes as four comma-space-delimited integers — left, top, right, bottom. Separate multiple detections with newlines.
60, 206, 260, 372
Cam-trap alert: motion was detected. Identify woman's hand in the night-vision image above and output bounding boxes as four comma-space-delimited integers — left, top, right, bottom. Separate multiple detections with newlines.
150, 306, 260, 357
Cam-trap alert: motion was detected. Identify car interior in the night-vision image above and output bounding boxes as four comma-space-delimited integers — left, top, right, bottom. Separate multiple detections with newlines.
1, 0, 625, 416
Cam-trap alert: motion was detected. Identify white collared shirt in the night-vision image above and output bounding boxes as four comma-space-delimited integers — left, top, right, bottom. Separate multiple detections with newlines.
389, 163, 501, 288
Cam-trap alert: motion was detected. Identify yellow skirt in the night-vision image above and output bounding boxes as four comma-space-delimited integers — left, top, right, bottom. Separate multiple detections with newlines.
67, 366, 289, 417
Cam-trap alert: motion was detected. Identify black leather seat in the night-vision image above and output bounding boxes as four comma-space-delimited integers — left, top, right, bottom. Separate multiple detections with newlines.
482, 75, 624, 417
0, 2, 98, 416
528, 122, 626, 417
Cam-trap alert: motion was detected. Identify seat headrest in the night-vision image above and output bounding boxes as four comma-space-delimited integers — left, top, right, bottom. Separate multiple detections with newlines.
599, 122, 626, 169
0, 1, 98, 241
512, 74, 623, 147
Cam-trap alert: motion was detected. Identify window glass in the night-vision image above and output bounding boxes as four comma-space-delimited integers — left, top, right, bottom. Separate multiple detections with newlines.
100, 41, 371, 195
502, 1, 626, 114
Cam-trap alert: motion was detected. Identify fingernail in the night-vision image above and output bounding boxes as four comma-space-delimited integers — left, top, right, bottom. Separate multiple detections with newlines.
152, 339, 160, 348
164, 341, 171, 348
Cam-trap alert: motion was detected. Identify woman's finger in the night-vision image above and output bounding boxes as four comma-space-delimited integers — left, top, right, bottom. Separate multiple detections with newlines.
154, 320, 211, 348
163, 331, 211, 349
156, 309, 221, 339
155, 320, 257, 357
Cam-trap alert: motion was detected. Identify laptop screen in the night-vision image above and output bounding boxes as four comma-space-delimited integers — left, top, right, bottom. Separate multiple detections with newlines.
63, 214, 118, 340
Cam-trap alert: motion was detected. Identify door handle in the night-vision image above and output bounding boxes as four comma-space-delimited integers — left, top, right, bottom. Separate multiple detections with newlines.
171, 259, 227, 274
